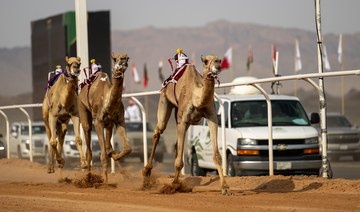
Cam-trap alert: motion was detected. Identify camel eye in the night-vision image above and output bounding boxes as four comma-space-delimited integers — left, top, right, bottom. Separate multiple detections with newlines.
203, 59, 209, 65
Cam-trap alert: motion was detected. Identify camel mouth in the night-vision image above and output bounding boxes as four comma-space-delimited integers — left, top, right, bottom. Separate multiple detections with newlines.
70, 69, 81, 77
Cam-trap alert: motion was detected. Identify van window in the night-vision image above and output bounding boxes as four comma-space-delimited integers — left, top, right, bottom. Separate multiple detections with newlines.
231, 100, 310, 128
21, 125, 46, 135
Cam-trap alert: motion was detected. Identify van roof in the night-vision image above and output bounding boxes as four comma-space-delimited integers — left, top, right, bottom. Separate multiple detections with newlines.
216, 94, 300, 102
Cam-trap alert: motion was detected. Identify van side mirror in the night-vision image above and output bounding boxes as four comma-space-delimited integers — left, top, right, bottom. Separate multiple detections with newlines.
310, 113, 320, 124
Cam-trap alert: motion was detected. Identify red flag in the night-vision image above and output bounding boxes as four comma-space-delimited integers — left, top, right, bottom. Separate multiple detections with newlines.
221, 47, 232, 70
143, 63, 148, 88
272, 44, 277, 75
131, 63, 141, 83
246, 47, 253, 72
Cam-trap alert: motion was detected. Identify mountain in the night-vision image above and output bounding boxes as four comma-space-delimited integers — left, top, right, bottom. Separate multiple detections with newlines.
1, 20, 359, 98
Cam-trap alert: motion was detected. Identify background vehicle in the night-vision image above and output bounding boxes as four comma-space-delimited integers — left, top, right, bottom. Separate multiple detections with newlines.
114, 122, 166, 162
0, 134, 6, 158
9, 122, 48, 162
63, 124, 101, 165
323, 112, 360, 161
187, 85, 322, 176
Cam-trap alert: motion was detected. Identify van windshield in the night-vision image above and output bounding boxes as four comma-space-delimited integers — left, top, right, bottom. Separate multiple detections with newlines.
230, 100, 310, 127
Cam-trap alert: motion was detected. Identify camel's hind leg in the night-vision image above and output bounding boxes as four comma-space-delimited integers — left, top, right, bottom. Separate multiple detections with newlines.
143, 93, 173, 188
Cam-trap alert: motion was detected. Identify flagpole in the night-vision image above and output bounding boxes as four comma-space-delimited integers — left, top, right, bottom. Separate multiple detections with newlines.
339, 34, 345, 115
294, 40, 297, 96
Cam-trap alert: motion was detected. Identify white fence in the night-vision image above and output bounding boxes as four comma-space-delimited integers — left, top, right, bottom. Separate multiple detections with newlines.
0, 70, 359, 176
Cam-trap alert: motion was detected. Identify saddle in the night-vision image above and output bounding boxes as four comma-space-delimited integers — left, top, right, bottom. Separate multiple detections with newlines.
161, 64, 189, 89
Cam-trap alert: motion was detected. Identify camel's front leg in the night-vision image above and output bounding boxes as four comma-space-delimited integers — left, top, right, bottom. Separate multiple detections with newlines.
172, 122, 188, 189
207, 116, 230, 195
48, 114, 60, 171
111, 123, 132, 161
71, 116, 86, 169
143, 94, 173, 189
44, 117, 55, 173
55, 123, 67, 168
94, 120, 109, 182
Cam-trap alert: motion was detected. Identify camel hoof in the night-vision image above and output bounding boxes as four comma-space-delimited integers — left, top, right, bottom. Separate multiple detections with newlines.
47, 166, 55, 174
221, 185, 232, 196
57, 158, 65, 168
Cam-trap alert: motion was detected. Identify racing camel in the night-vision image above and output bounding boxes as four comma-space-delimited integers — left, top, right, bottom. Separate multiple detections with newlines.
77, 53, 131, 182
142, 55, 230, 195
42, 56, 86, 173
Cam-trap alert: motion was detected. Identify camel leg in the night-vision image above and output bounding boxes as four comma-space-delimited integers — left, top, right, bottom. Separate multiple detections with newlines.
172, 121, 189, 190
55, 123, 66, 168
94, 120, 108, 183
206, 113, 230, 195
48, 114, 60, 172
43, 114, 55, 173
111, 123, 132, 161
71, 116, 87, 169
142, 94, 173, 188
78, 101, 92, 170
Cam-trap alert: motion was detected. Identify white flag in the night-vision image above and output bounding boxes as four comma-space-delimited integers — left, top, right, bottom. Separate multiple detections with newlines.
295, 39, 302, 72
131, 63, 141, 83
338, 34, 343, 64
323, 44, 331, 71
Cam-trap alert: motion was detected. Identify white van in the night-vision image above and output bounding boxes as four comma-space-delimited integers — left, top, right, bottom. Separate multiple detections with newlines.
187, 90, 321, 176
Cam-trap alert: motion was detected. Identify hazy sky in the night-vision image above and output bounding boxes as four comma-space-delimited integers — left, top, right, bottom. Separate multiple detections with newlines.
1, 0, 359, 48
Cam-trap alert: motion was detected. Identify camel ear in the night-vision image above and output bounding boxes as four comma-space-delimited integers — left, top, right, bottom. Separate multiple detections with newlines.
65, 56, 69, 63
201, 55, 208, 65
111, 52, 115, 59
77, 57, 81, 62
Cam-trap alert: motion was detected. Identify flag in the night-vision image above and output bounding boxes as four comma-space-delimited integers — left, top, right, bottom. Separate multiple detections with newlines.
246, 47, 253, 72
323, 44, 331, 71
272, 43, 277, 75
295, 39, 302, 73
221, 47, 232, 70
338, 34, 343, 64
143, 63, 148, 88
131, 63, 141, 83
158, 60, 164, 82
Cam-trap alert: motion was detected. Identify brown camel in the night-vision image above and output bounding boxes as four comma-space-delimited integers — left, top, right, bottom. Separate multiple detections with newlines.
77, 53, 132, 182
142, 55, 230, 195
42, 56, 86, 173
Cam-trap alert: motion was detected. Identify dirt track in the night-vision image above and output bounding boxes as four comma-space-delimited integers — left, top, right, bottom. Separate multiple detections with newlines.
0, 159, 359, 212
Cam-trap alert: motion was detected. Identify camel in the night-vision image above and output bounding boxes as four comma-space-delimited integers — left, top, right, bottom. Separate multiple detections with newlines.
142, 55, 230, 195
42, 56, 86, 173
77, 53, 132, 182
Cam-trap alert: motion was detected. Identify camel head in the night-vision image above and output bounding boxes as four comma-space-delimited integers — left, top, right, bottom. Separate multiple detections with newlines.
65, 56, 81, 77
111, 52, 129, 79
201, 55, 221, 80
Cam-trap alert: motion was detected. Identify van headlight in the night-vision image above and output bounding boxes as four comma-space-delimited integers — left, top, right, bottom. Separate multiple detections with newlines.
305, 137, 318, 144
238, 138, 257, 145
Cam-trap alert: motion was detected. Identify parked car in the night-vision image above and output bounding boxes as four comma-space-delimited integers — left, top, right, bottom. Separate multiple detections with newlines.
0, 134, 6, 159
114, 122, 166, 163
324, 112, 360, 161
9, 122, 48, 162
63, 124, 101, 164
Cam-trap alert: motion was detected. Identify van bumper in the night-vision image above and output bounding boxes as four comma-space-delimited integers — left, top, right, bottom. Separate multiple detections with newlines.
233, 160, 322, 171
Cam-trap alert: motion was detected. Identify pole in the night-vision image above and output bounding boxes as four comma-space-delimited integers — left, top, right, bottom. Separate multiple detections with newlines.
339, 34, 345, 114
75, 0, 89, 87
315, 0, 331, 178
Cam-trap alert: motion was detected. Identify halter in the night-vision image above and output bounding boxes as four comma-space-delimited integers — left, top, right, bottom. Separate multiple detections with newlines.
112, 63, 126, 79
203, 59, 221, 87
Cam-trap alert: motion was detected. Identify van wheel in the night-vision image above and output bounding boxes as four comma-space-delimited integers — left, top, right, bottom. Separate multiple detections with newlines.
190, 151, 206, 176
17, 146, 22, 159
227, 154, 236, 176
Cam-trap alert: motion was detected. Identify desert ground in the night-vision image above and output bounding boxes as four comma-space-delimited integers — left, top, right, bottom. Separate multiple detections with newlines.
0, 158, 359, 212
